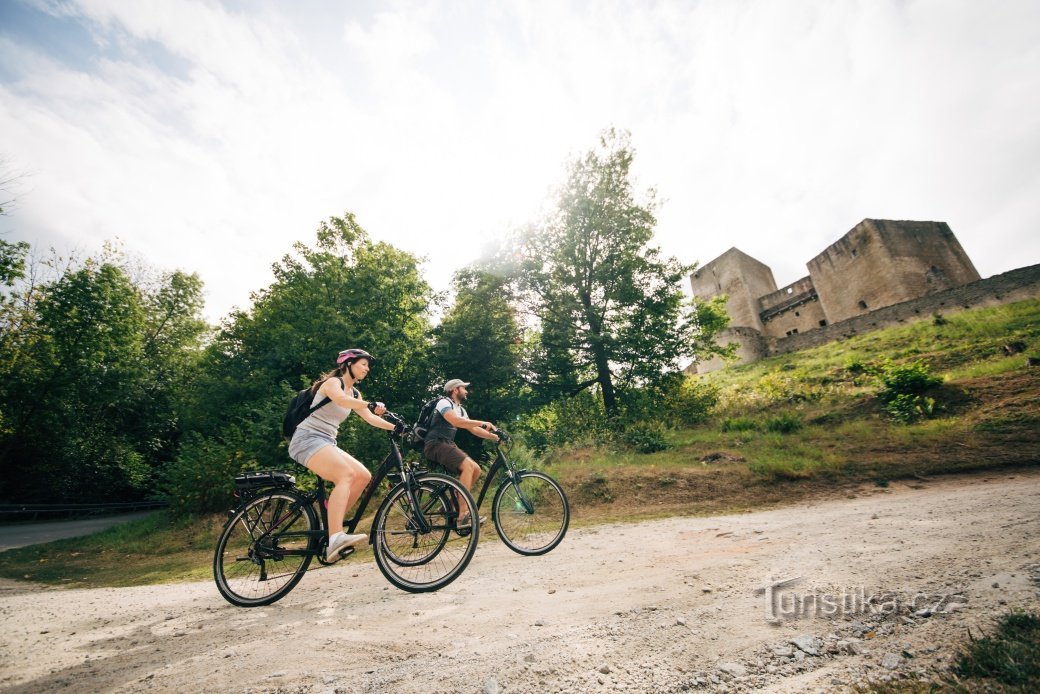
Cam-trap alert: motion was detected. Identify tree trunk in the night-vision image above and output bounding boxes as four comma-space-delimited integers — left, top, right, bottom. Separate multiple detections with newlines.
581, 290, 617, 417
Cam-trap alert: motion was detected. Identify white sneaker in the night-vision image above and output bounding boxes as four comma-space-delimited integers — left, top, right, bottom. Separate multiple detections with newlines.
326, 532, 367, 561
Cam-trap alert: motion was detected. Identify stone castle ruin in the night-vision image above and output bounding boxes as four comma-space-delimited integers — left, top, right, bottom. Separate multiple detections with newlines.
690, 218, 1040, 373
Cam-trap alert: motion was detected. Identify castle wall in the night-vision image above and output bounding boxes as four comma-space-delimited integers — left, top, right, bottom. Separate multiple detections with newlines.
690, 248, 777, 332
757, 276, 829, 338
808, 219, 981, 324
770, 264, 1040, 356
689, 326, 772, 375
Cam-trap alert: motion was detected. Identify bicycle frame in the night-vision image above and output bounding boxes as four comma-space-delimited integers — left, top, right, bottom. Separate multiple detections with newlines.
472, 440, 533, 513
240, 429, 431, 561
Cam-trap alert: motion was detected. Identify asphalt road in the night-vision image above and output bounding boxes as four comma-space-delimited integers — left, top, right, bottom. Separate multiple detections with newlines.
0, 512, 156, 552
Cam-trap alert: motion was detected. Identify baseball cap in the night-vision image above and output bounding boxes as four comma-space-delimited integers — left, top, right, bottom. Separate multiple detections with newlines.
443, 378, 470, 393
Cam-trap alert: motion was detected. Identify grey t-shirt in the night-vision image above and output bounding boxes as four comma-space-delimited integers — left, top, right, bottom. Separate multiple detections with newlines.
425, 397, 467, 443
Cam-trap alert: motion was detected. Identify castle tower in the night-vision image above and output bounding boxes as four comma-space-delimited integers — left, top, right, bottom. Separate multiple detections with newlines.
690, 248, 777, 331
807, 219, 980, 324
689, 248, 778, 373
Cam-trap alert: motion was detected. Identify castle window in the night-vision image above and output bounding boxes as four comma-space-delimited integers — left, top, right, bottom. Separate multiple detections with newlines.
819, 320, 827, 327
795, 311, 800, 317
858, 300, 868, 310
851, 248, 858, 257
786, 287, 793, 294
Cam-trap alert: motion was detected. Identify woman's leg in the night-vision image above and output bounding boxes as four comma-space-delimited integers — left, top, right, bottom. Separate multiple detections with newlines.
307, 446, 372, 536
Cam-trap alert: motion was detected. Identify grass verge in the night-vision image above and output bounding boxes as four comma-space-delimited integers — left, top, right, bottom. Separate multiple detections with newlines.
858, 611, 1040, 693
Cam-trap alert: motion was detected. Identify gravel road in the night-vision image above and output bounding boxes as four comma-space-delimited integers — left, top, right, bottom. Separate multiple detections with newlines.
1, 470, 1037, 693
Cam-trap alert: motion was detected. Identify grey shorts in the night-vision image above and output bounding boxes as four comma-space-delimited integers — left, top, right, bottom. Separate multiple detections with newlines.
288, 428, 336, 468
423, 439, 468, 473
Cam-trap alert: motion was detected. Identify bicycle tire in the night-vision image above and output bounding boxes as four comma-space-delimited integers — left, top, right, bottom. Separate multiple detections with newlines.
372, 473, 478, 593
492, 471, 569, 556
213, 489, 318, 607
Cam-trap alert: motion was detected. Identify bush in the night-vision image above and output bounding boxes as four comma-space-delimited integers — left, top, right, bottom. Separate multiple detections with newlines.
877, 360, 943, 423
660, 378, 719, 426
514, 392, 611, 453
720, 417, 757, 432
621, 421, 670, 453
764, 413, 803, 434
158, 432, 239, 513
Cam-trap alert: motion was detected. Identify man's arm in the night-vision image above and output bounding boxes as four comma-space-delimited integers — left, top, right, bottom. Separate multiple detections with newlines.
442, 408, 498, 439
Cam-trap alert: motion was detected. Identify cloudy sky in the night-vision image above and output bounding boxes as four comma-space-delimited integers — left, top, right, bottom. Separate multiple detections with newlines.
2, 0, 1038, 322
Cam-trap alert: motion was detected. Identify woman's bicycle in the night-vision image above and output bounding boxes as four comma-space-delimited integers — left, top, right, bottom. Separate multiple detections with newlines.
213, 412, 479, 607
471, 429, 570, 555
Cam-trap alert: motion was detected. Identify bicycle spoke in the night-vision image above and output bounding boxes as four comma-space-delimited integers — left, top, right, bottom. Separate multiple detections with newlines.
214, 490, 318, 607
373, 474, 479, 592
493, 471, 569, 556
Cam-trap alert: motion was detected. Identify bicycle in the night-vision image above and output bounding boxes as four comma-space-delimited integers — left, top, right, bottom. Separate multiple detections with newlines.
213, 412, 479, 607
471, 429, 570, 555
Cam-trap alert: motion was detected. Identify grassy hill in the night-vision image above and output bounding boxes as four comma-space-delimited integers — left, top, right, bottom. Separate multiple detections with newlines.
548, 297, 1040, 521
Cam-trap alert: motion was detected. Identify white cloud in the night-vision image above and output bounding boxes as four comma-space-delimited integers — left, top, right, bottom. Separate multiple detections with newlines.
1, 0, 1038, 321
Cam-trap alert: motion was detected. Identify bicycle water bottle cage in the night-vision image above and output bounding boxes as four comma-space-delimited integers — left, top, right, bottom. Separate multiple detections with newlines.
233, 470, 297, 497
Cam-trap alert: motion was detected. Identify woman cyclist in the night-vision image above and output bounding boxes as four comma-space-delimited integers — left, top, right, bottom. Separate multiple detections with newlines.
287, 348, 395, 561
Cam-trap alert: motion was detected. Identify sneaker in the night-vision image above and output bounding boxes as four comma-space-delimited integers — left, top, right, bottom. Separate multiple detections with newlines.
326, 532, 367, 561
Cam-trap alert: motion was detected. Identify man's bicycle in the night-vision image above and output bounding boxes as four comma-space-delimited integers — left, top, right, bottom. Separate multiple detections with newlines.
472, 429, 570, 555
213, 412, 479, 607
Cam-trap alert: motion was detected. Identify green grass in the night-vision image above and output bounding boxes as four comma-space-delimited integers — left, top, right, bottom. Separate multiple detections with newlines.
857, 611, 1040, 692
0, 511, 221, 587
954, 612, 1040, 689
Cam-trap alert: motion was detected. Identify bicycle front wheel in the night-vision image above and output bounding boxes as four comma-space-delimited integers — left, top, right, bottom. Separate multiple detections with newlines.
372, 473, 478, 593
213, 489, 318, 607
493, 471, 569, 556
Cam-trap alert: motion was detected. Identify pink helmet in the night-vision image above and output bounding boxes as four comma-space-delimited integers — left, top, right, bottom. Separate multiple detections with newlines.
336, 348, 374, 366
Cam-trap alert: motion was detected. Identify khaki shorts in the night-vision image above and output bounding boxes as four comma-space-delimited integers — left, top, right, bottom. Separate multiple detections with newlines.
423, 439, 468, 472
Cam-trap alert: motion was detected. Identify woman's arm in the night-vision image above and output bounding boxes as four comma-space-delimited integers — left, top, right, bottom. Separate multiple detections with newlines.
357, 405, 395, 431
321, 378, 395, 431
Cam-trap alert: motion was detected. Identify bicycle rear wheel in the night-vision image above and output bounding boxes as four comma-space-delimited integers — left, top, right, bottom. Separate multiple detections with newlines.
372, 473, 478, 593
492, 471, 569, 556
214, 489, 318, 607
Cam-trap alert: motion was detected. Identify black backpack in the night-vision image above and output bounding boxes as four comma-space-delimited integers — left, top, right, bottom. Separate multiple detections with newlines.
405, 396, 443, 450
282, 378, 355, 441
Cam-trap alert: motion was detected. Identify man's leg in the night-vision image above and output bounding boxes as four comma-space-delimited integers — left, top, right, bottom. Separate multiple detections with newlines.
457, 457, 481, 491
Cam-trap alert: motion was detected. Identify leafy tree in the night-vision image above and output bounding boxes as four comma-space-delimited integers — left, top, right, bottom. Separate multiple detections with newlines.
0, 240, 28, 287
1, 260, 146, 500
164, 213, 436, 512
513, 129, 725, 416
433, 268, 525, 422
0, 246, 208, 503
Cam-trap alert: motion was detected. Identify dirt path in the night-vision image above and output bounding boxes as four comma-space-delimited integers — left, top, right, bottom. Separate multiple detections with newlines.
1, 471, 1038, 693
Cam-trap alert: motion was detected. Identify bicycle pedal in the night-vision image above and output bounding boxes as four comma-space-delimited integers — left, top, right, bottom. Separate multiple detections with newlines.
338, 547, 355, 559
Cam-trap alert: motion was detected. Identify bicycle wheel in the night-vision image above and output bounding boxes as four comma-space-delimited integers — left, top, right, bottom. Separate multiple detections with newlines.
214, 489, 318, 607
492, 471, 569, 556
372, 473, 478, 593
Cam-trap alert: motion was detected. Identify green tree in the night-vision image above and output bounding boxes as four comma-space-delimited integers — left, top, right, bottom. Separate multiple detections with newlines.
1, 260, 147, 500
0, 246, 208, 503
164, 213, 436, 512
433, 268, 526, 427
514, 129, 723, 416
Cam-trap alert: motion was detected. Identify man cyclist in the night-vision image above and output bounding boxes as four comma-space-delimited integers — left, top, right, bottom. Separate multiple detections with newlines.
423, 378, 500, 527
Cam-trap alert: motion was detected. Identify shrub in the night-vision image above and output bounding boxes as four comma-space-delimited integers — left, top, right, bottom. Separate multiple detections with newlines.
876, 360, 943, 423
661, 378, 719, 426
514, 392, 611, 453
764, 413, 803, 434
621, 421, 670, 453
720, 417, 757, 432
